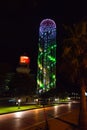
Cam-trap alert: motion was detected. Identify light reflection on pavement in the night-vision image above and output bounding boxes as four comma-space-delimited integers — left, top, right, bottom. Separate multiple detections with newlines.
0, 102, 80, 130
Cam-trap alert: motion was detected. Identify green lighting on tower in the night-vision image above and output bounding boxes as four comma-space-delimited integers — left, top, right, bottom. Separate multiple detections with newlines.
37, 18, 57, 94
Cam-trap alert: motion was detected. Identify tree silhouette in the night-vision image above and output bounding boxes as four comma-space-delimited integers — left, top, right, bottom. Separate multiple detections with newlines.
59, 21, 87, 130
9, 73, 36, 97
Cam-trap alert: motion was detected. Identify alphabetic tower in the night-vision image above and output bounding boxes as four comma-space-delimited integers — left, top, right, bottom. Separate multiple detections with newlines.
37, 18, 57, 94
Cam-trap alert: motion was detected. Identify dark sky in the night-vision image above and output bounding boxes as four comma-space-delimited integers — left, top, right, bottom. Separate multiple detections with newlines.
0, 0, 86, 73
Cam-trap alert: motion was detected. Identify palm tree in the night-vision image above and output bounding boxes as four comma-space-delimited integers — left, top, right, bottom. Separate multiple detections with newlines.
59, 21, 87, 130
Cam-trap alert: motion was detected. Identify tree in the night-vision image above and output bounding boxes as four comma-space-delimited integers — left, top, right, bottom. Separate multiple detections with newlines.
9, 73, 36, 97
59, 21, 87, 130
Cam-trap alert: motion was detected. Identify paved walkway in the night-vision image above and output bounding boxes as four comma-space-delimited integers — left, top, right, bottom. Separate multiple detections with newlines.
28, 109, 79, 130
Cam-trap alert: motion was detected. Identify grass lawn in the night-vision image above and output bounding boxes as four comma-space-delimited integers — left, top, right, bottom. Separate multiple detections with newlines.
0, 100, 70, 114
0, 105, 42, 114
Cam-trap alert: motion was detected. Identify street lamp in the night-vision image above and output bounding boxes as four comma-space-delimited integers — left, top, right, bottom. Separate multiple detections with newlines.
18, 99, 21, 109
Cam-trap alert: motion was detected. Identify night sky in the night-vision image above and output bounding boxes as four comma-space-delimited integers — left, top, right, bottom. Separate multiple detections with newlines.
0, 0, 86, 73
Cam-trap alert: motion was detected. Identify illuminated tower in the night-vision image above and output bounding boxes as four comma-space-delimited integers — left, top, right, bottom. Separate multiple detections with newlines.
16, 54, 30, 74
37, 18, 56, 94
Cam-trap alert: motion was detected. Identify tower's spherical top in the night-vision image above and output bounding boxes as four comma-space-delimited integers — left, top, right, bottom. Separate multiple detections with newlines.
40, 19, 56, 34
40, 19, 56, 28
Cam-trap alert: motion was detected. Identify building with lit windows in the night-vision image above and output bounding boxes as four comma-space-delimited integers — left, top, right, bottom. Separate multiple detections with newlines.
37, 18, 57, 94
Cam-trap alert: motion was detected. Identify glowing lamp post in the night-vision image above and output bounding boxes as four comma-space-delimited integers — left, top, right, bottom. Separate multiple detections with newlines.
18, 99, 21, 109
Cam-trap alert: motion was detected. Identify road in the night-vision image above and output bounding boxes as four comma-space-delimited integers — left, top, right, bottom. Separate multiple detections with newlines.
0, 102, 80, 130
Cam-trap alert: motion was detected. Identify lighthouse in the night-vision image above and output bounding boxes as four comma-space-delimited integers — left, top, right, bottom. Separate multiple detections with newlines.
16, 54, 30, 74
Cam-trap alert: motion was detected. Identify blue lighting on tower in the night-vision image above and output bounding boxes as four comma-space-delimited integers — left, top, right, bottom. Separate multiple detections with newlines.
37, 18, 57, 94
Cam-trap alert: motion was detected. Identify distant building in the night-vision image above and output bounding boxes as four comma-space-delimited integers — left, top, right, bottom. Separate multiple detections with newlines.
0, 56, 36, 99
16, 54, 30, 74
0, 63, 13, 97
0, 72, 15, 97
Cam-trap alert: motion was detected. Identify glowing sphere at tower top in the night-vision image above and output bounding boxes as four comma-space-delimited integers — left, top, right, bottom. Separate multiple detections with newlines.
39, 19, 56, 39
40, 19, 56, 29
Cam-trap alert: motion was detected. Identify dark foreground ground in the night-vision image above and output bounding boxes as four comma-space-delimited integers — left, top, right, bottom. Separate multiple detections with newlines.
27, 108, 79, 130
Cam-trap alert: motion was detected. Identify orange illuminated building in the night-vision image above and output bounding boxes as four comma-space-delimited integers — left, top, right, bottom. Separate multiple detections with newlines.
20, 56, 30, 64
16, 54, 30, 74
